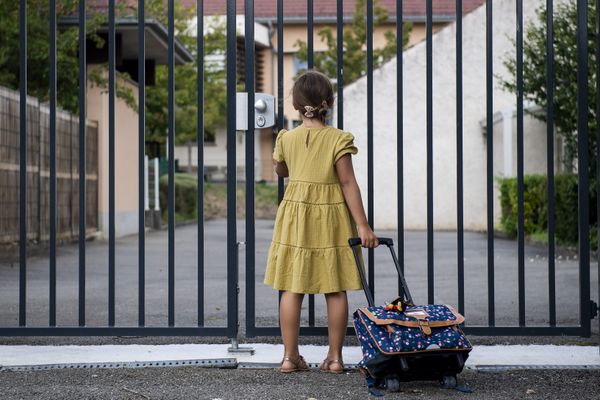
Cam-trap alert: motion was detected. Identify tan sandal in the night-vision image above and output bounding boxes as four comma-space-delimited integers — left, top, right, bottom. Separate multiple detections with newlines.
319, 357, 345, 374
278, 354, 310, 373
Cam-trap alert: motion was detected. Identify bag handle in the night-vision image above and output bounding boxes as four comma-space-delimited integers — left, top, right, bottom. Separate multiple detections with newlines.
348, 237, 414, 307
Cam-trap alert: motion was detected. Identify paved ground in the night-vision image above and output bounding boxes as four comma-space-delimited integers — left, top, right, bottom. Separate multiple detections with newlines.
1, 367, 599, 399
0, 219, 598, 344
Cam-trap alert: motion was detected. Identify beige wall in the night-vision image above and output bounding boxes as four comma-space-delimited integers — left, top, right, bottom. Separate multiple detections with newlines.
87, 67, 140, 238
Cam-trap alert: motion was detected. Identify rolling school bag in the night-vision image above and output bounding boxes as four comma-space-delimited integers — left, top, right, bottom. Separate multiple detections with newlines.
349, 237, 472, 395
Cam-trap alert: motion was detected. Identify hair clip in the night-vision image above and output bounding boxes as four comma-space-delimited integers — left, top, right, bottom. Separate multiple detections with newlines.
303, 105, 316, 118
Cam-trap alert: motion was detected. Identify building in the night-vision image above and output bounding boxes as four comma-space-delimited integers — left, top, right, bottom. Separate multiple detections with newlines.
182, 0, 486, 182
341, 0, 563, 230
61, 15, 194, 237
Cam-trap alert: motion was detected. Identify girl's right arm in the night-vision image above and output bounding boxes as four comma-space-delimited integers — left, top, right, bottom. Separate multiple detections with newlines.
274, 160, 289, 177
335, 154, 379, 248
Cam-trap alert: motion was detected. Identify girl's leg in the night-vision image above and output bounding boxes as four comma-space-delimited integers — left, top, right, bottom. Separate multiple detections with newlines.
279, 291, 305, 368
324, 291, 348, 372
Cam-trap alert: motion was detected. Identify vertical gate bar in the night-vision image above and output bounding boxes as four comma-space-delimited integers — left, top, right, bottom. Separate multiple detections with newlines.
277, 0, 284, 310
546, 0, 556, 327
486, 0, 495, 326
307, 0, 315, 327
397, 0, 404, 284
307, 0, 314, 69
108, 0, 116, 327
138, 0, 146, 327
367, 0, 375, 299
18, 0, 27, 327
168, 0, 175, 327
49, 0, 57, 326
226, 0, 237, 338
427, 0, 434, 304
456, 0, 465, 316
245, 0, 256, 337
576, 0, 591, 337
277, 0, 284, 204
337, 0, 343, 129
596, 0, 600, 345
425, 0, 434, 304
197, 0, 205, 327
516, 0, 525, 327
78, 0, 87, 327
544, 0, 557, 329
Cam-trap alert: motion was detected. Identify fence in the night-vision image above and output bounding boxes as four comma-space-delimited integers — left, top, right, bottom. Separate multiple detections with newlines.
0, 86, 98, 245
0, 0, 598, 341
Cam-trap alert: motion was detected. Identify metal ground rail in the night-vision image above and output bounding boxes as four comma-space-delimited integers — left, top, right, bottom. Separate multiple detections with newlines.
1, 0, 599, 345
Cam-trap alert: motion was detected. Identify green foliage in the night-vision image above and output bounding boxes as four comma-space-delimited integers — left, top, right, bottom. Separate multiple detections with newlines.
498, 174, 597, 248
294, 0, 411, 85
0, 0, 227, 145
159, 173, 198, 222
145, 13, 226, 146
159, 175, 279, 222
498, 0, 598, 172
0, 0, 137, 113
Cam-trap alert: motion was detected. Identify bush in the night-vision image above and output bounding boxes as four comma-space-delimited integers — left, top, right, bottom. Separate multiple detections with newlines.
498, 174, 597, 248
159, 173, 198, 222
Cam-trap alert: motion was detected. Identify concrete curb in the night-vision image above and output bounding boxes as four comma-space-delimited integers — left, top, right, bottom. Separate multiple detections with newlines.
1, 344, 599, 371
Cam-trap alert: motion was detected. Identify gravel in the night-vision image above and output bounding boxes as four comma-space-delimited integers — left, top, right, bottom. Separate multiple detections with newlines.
0, 367, 599, 400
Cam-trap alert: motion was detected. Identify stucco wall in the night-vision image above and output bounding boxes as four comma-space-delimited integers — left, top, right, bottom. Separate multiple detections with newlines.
340, 0, 555, 231
87, 68, 140, 238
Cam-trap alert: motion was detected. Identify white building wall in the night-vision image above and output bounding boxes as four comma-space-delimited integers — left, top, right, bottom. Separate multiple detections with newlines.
340, 0, 557, 231
174, 127, 263, 181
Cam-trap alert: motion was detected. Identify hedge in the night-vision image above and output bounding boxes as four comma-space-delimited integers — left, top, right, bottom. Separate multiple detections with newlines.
159, 173, 198, 222
498, 174, 597, 248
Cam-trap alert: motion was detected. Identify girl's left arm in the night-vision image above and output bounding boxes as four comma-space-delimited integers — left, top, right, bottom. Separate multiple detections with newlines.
274, 160, 289, 177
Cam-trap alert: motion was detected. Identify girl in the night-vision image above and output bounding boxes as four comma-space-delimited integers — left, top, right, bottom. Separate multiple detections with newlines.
264, 70, 378, 374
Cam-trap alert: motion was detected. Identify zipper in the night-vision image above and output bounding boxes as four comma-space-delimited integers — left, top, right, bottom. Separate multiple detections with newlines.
305, 128, 310, 147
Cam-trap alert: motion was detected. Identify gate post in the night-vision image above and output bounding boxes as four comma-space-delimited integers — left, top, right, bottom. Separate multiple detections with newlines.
228, 241, 254, 354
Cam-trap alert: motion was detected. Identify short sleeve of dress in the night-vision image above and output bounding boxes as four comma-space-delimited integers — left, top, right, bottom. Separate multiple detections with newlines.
333, 131, 358, 163
273, 128, 287, 162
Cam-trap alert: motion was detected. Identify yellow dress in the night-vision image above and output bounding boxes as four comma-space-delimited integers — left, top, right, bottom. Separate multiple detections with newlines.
263, 125, 365, 294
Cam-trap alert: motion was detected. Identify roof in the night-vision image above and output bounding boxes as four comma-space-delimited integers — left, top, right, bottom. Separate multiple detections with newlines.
191, 0, 486, 22
59, 17, 194, 65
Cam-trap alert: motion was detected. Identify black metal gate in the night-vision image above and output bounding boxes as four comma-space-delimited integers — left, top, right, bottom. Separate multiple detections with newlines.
1, 0, 598, 340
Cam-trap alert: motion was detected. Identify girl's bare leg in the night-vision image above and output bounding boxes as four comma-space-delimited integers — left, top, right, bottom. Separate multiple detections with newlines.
279, 291, 305, 369
324, 291, 348, 372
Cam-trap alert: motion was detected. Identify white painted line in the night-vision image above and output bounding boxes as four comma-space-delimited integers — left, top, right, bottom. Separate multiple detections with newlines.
0, 344, 598, 368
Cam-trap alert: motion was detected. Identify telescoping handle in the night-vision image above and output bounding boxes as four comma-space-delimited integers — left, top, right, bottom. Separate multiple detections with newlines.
348, 237, 414, 307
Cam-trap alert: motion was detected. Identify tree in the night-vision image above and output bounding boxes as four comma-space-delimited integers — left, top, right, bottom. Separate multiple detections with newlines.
498, 0, 598, 172
293, 0, 412, 86
0, 0, 138, 113
0, 0, 228, 146
145, 13, 227, 145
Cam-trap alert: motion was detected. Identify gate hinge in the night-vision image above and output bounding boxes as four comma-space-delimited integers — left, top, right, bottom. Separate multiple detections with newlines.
590, 300, 599, 320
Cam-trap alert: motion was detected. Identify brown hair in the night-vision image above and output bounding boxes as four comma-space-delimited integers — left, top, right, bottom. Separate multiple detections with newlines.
292, 70, 334, 123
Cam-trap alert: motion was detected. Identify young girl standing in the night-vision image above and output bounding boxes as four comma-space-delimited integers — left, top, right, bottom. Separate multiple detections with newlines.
264, 70, 379, 373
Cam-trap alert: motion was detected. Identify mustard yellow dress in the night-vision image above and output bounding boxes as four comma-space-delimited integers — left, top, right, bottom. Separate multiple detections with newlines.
264, 125, 365, 294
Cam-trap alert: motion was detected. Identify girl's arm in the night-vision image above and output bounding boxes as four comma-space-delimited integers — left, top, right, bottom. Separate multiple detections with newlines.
335, 154, 379, 248
274, 160, 289, 177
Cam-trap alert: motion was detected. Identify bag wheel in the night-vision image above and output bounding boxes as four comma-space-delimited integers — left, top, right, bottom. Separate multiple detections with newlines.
440, 374, 457, 389
385, 376, 401, 392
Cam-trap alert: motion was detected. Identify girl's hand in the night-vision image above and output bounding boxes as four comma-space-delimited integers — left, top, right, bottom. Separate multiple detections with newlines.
357, 224, 379, 248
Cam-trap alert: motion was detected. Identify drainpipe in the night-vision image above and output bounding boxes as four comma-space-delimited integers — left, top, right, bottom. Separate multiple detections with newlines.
267, 20, 275, 103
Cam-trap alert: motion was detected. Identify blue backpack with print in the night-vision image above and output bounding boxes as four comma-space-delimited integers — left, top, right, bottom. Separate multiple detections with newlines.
349, 238, 472, 395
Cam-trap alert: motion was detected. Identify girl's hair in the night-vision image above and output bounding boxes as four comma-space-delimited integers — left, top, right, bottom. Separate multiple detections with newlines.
292, 70, 334, 123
